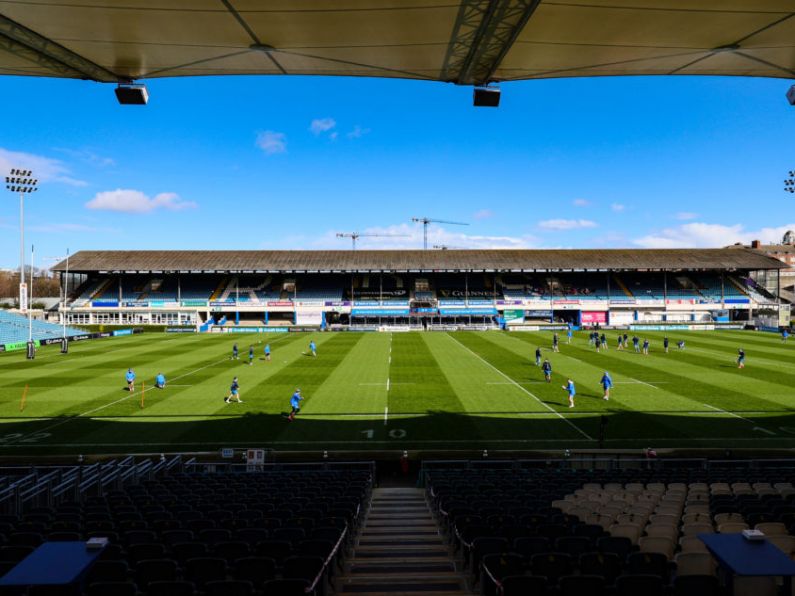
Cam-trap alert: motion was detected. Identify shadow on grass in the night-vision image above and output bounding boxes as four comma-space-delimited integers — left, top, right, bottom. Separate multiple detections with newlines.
0, 409, 794, 455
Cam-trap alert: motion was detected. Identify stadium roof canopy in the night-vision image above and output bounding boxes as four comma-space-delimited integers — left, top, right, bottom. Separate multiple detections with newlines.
2, 1, 795, 86
53, 248, 785, 274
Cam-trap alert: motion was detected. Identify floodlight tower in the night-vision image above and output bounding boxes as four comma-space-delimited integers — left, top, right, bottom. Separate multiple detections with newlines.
785, 170, 795, 193
412, 217, 468, 250
4, 169, 37, 312
336, 232, 408, 250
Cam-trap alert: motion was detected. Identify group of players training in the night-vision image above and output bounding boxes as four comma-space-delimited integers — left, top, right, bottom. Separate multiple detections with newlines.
124, 338, 319, 422
538, 327, 752, 409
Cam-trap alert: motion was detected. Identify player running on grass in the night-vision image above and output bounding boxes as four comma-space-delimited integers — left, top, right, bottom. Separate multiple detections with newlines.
226, 377, 243, 403
248, 345, 254, 366
288, 388, 303, 421
155, 372, 166, 389
783, 329, 789, 343
264, 343, 271, 361
600, 371, 612, 401
542, 359, 552, 383
535, 347, 542, 366
309, 340, 317, 357
232, 343, 239, 360
125, 368, 136, 392
562, 379, 576, 408
737, 348, 746, 369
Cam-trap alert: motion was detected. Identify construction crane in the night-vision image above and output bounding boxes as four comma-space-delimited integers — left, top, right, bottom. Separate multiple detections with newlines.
411, 217, 469, 250
335, 232, 408, 250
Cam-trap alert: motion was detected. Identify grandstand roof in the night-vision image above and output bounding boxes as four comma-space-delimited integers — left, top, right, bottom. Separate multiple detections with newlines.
2, 1, 795, 86
52, 248, 785, 274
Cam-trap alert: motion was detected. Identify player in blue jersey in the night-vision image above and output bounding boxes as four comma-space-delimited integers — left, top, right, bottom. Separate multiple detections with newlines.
600, 333, 607, 349
566, 327, 573, 344
542, 359, 552, 383
535, 347, 542, 367
600, 371, 612, 401
783, 329, 789, 343
226, 377, 242, 403
155, 372, 166, 389
125, 368, 136, 392
562, 379, 576, 408
677, 339, 685, 350
232, 343, 239, 360
288, 388, 303, 421
617, 335, 624, 351
264, 343, 271, 361
595, 335, 602, 352
632, 336, 640, 353
737, 348, 745, 369
642, 338, 650, 355
248, 345, 254, 366
309, 340, 317, 357
663, 336, 669, 353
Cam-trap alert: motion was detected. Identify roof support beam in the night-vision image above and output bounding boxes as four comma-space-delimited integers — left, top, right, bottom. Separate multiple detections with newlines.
0, 14, 120, 82
441, 0, 541, 86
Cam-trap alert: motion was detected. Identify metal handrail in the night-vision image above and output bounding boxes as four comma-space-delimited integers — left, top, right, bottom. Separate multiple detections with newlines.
305, 523, 349, 593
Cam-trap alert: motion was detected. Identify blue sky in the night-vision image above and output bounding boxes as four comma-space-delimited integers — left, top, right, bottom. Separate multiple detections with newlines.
1, 73, 794, 268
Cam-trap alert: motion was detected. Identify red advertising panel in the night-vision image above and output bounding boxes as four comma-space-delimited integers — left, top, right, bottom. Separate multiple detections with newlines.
581, 311, 607, 324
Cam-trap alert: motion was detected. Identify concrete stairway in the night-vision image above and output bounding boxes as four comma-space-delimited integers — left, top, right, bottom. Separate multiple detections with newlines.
336, 487, 471, 596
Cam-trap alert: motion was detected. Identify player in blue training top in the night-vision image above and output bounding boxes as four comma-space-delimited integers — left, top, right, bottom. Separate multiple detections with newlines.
566, 327, 573, 344
600, 333, 607, 349
264, 343, 271, 361
632, 336, 640, 353
535, 347, 542, 367
542, 359, 552, 383
642, 338, 650, 355
248, 345, 254, 366
232, 343, 239, 360
737, 348, 746, 369
677, 339, 686, 350
783, 329, 789, 343
125, 368, 136, 392
309, 340, 317, 357
288, 388, 303, 421
226, 377, 242, 403
562, 378, 576, 408
155, 372, 166, 389
600, 371, 613, 401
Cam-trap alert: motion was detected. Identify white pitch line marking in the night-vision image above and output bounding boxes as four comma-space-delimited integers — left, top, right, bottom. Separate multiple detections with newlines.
387, 378, 390, 392
384, 406, 389, 425
447, 334, 594, 441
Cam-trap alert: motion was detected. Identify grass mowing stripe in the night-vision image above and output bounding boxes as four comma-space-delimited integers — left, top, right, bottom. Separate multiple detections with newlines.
498, 332, 777, 442
548, 334, 793, 414
449, 333, 594, 441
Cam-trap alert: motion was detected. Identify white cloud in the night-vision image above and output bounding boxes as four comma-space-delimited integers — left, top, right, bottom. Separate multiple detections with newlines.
633, 222, 795, 248
329, 132, 339, 141
255, 131, 287, 155
474, 209, 494, 220
54, 148, 115, 168
85, 189, 197, 214
611, 203, 625, 213
573, 199, 590, 207
310, 118, 336, 135
303, 222, 538, 250
347, 125, 370, 139
538, 219, 598, 230
675, 211, 698, 221
0, 147, 87, 187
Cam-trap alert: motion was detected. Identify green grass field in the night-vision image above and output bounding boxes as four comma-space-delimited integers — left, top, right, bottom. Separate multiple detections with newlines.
1, 329, 794, 455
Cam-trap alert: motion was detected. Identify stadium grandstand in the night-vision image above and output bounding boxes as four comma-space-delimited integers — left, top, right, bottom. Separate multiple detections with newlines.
52, 248, 785, 330
5, 2, 795, 595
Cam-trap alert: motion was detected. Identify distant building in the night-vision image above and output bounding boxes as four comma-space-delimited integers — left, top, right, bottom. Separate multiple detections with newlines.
730, 233, 795, 302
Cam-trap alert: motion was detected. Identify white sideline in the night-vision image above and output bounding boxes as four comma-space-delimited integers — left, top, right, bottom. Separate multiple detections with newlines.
446, 334, 594, 441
